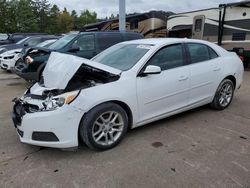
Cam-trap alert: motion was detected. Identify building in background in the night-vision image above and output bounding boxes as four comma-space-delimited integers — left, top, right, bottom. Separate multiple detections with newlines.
167, 1, 250, 69
82, 11, 173, 38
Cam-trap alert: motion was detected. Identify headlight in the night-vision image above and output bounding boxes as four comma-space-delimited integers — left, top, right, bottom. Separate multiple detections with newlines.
42, 90, 80, 111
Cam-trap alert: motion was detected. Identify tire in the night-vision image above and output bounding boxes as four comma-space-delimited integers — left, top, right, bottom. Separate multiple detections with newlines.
79, 102, 128, 150
210, 79, 235, 110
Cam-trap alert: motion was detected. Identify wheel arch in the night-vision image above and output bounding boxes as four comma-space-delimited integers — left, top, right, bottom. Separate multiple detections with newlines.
78, 100, 134, 139
224, 75, 236, 89
110, 100, 133, 129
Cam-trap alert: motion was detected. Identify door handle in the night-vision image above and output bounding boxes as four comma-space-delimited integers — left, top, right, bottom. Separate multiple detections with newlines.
213, 67, 221, 71
178, 76, 189, 81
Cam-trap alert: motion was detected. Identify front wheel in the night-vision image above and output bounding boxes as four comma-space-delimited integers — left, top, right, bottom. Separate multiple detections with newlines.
79, 103, 128, 150
210, 79, 235, 110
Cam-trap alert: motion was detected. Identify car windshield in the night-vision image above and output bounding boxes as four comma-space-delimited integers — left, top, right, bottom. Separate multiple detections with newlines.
92, 43, 151, 71
0, 34, 8, 40
48, 34, 76, 50
16, 37, 30, 44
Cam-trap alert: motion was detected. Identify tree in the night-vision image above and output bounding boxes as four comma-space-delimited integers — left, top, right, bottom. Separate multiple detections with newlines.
109, 13, 115, 19
48, 4, 60, 34
58, 8, 73, 33
0, 1, 98, 34
71, 10, 78, 30
77, 10, 97, 29
32, 0, 51, 32
0, 0, 8, 32
16, 0, 38, 32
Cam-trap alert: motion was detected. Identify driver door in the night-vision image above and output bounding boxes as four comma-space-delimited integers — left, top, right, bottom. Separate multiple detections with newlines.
136, 43, 190, 122
70, 34, 96, 59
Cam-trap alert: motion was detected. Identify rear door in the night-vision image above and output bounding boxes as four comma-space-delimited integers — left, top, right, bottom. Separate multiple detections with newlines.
192, 16, 205, 40
185, 42, 221, 105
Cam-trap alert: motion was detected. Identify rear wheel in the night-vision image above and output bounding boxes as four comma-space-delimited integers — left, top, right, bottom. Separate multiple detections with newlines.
210, 79, 234, 110
79, 103, 128, 150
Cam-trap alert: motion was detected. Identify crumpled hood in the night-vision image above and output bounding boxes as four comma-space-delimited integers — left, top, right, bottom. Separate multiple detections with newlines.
43, 52, 121, 89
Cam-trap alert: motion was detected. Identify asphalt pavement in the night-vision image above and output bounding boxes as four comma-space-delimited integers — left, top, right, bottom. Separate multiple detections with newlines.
0, 70, 249, 188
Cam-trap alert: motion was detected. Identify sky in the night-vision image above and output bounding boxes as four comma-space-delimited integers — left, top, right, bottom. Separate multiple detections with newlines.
48, 0, 242, 18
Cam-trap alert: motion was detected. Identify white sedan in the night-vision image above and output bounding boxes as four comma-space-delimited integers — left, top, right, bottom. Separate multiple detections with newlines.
0, 49, 22, 71
12, 38, 244, 150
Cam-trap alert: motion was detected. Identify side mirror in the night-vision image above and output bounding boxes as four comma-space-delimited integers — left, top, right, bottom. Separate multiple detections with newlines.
23, 43, 28, 47
140, 65, 161, 76
68, 44, 80, 52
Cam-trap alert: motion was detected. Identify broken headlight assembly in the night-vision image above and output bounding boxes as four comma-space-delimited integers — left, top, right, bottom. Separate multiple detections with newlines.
42, 90, 80, 111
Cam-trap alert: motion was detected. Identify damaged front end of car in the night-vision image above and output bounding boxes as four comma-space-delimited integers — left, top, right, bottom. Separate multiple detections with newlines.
12, 52, 121, 128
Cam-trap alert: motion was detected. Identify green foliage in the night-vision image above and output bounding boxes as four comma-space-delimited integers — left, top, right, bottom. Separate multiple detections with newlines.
77, 10, 97, 29
48, 4, 60, 34
16, 0, 39, 32
0, 0, 98, 34
57, 8, 73, 33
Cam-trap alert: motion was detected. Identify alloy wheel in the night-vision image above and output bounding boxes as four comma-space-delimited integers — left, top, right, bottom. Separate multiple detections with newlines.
219, 83, 233, 107
92, 111, 124, 146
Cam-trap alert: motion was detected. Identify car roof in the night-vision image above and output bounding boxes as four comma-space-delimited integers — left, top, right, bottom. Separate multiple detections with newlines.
124, 38, 227, 47
123, 38, 216, 45
122, 38, 228, 55
79, 31, 142, 35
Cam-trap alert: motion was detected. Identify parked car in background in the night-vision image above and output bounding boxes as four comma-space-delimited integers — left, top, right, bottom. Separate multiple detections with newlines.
18, 39, 58, 60
0, 35, 59, 54
0, 39, 57, 71
14, 31, 143, 82
0, 33, 48, 46
12, 38, 243, 150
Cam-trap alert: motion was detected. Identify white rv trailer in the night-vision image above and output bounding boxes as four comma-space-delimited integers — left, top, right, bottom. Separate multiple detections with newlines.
167, 1, 250, 68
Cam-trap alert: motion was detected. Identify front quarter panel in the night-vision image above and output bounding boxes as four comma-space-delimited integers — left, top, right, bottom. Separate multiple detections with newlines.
71, 75, 139, 127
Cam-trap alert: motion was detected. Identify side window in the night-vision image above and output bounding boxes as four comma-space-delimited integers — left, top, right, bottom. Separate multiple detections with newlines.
195, 19, 202, 32
97, 33, 123, 51
147, 44, 184, 71
187, 43, 210, 64
124, 33, 141, 41
232, 33, 246, 41
73, 35, 94, 51
208, 47, 218, 59
27, 38, 42, 46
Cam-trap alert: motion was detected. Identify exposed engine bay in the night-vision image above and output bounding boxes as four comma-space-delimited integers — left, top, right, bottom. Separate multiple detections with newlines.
15, 63, 120, 113
13, 52, 122, 113
65, 65, 120, 91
